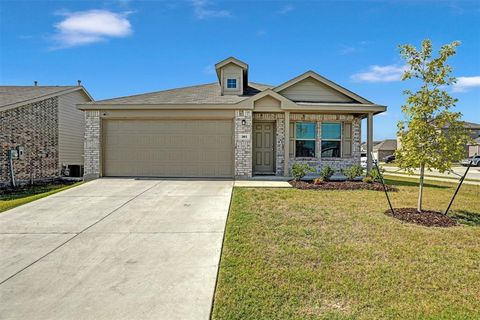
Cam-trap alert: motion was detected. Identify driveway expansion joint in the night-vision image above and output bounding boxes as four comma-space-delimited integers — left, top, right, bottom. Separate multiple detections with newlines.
0, 181, 161, 286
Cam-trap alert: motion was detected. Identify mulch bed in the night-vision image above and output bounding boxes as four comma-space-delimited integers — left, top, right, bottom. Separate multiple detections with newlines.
385, 208, 457, 227
289, 180, 398, 192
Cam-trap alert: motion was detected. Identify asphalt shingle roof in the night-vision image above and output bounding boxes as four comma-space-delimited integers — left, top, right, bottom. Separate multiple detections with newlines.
0, 86, 78, 108
91, 82, 273, 105
373, 139, 397, 151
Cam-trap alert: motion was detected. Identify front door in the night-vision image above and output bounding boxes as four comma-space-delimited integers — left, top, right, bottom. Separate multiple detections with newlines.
253, 122, 275, 174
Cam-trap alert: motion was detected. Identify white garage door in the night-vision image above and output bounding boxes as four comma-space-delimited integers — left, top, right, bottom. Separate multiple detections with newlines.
103, 119, 234, 177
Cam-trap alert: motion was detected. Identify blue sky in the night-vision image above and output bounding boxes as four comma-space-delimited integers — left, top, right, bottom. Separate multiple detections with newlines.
1, 0, 479, 140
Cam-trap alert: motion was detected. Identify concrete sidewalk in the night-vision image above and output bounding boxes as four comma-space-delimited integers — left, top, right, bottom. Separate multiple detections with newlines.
0, 178, 233, 320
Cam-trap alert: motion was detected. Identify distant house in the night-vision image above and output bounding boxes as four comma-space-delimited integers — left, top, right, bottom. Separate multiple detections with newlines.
468, 137, 480, 157
0, 85, 93, 186
361, 141, 381, 154
372, 139, 397, 160
397, 121, 480, 158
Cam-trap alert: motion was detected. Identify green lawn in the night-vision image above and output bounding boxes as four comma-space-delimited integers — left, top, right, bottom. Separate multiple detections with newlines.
212, 177, 480, 320
0, 182, 82, 213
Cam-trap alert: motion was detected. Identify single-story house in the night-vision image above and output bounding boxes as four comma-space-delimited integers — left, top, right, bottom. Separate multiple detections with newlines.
361, 141, 381, 154
397, 120, 480, 158
78, 57, 386, 179
0, 84, 93, 186
372, 139, 397, 160
468, 137, 480, 157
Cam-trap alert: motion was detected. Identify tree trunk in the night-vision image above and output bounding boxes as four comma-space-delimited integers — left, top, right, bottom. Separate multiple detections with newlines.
417, 163, 425, 213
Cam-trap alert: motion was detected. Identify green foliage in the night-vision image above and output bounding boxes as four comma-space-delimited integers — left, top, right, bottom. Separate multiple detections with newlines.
319, 166, 335, 181
396, 39, 471, 211
290, 162, 315, 181
343, 164, 365, 180
370, 166, 385, 182
362, 176, 374, 184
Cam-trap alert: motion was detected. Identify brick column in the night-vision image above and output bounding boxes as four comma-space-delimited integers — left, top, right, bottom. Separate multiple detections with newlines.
84, 111, 101, 180
234, 110, 252, 178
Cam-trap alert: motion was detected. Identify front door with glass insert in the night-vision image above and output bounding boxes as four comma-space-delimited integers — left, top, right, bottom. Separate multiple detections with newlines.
253, 122, 275, 174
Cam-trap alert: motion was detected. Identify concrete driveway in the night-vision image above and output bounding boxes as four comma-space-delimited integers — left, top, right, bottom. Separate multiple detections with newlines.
0, 178, 233, 320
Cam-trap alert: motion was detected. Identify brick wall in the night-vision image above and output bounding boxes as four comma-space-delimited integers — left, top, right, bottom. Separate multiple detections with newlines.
0, 97, 59, 186
287, 115, 362, 174
84, 110, 101, 180
234, 110, 252, 178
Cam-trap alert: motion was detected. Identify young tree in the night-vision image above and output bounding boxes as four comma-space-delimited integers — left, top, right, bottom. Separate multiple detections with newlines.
396, 39, 470, 213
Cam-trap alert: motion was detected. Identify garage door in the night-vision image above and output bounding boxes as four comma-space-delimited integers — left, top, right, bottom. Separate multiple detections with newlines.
103, 119, 234, 177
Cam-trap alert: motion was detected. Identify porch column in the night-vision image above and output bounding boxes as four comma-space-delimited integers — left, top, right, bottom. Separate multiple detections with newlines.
284, 111, 290, 176
366, 112, 373, 174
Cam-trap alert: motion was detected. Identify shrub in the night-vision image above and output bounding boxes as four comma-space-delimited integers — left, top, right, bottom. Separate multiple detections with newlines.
290, 162, 315, 181
370, 166, 385, 182
362, 176, 373, 183
319, 166, 335, 181
343, 164, 365, 181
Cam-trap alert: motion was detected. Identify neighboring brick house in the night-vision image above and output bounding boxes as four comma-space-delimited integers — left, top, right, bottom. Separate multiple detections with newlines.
79, 57, 386, 179
0, 85, 93, 186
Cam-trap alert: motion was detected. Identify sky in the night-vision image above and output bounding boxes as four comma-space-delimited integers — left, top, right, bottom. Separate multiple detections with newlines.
1, 0, 479, 140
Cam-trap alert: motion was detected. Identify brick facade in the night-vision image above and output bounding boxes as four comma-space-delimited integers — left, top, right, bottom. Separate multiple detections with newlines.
234, 110, 252, 178
84, 111, 101, 180
286, 114, 362, 174
83, 111, 362, 180
0, 97, 59, 186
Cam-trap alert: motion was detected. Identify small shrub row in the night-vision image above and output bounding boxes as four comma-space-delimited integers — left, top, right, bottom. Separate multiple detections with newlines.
290, 162, 386, 183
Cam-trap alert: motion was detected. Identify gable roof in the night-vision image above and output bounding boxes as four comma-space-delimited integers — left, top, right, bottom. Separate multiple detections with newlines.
214, 56, 248, 70
0, 86, 93, 111
373, 139, 397, 151
274, 71, 373, 104
214, 56, 249, 84
89, 82, 272, 105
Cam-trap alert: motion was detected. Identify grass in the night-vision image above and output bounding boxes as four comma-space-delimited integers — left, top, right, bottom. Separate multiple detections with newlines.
0, 182, 82, 213
212, 177, 480, 320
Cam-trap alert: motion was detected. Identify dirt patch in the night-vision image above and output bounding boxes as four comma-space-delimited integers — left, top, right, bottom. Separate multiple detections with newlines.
290, 180, 398, 192
386, 208, 457, 227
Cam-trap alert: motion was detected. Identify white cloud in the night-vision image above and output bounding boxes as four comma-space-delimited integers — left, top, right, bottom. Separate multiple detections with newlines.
339, 40, 370, 55
277, 4, 294, 14
351, 64, 407, 82
191, 0, 231, 20
453, 76, 480, 92
52, 10, 132, 49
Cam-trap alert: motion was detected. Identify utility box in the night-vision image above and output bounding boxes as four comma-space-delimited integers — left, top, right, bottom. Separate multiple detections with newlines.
17, 146, 25, 160
8, 149, 19, 160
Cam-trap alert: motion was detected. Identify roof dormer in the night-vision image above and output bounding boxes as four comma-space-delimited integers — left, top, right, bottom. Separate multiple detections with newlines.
215, 57, 248, 96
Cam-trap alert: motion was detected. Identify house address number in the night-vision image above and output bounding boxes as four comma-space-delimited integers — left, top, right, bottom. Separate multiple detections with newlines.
238, 133, 250, 141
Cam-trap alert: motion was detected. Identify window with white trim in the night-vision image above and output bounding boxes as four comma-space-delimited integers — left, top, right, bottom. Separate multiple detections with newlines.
226, 78, 237, 89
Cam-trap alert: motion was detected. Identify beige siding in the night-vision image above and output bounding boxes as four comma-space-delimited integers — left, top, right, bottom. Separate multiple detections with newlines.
254, 95, 281, 108
221, 63, 243, 95
58, 90, 90, 165
279, 78, 355, 103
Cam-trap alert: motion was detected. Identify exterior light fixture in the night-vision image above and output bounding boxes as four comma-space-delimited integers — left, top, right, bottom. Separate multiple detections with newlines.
241, 119, 246, 126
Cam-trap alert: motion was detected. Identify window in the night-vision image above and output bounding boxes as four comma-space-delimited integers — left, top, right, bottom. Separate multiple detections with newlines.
321, 123, 341, 157
295, 122, 316, 157
226, 78, 237, 89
